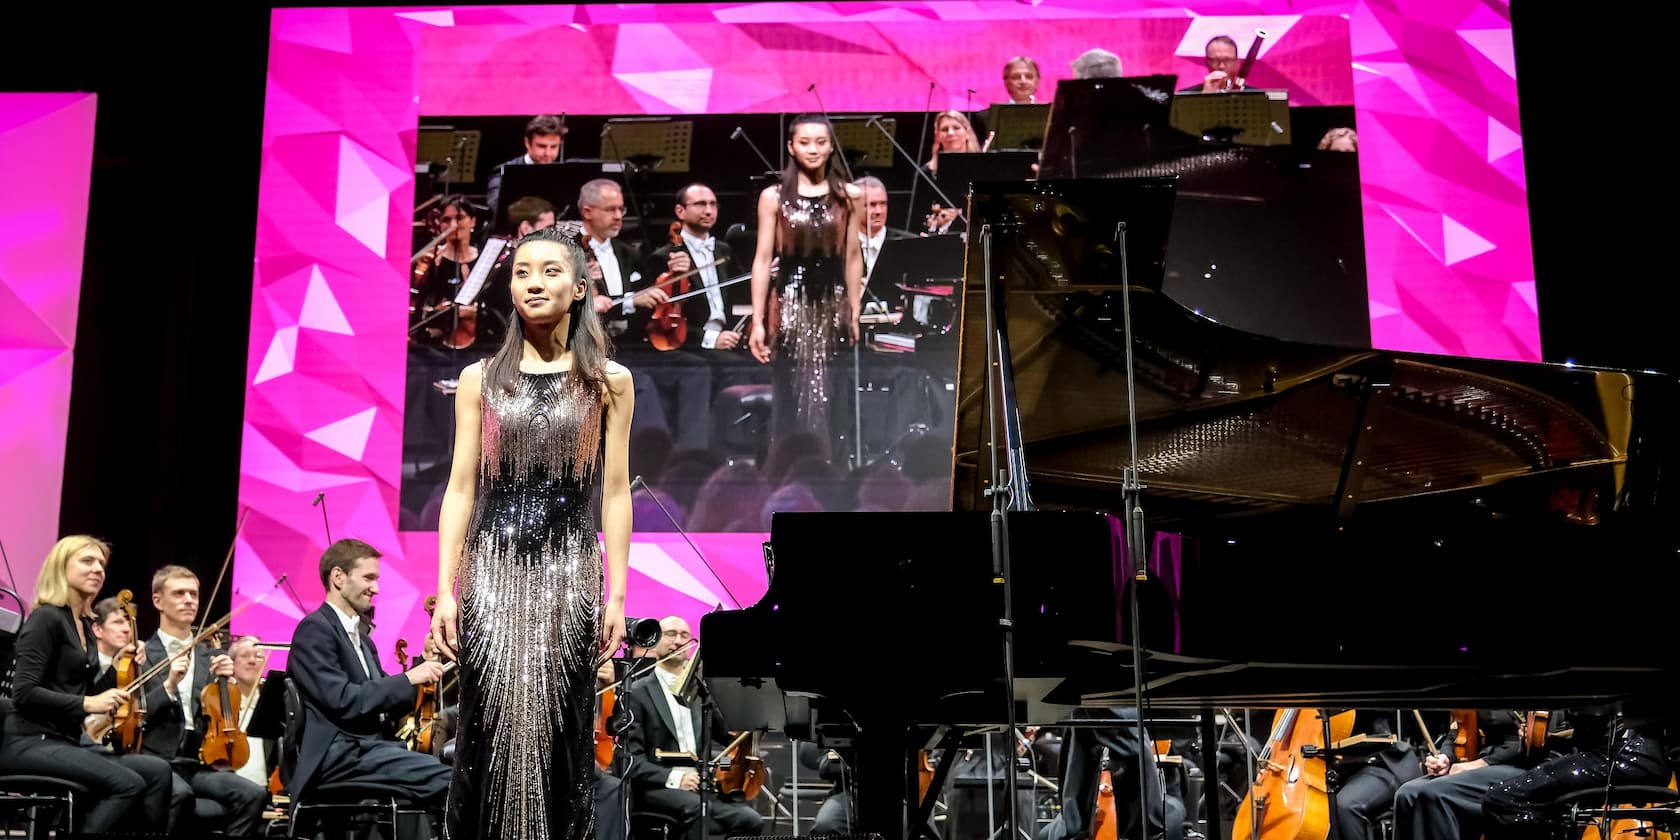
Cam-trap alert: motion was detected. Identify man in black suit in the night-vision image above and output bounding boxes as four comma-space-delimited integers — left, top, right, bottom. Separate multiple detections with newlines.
288, 539, 448, 805
485, 113, 565, 224
580, 177, 652, 344
141, 565, 268, 835
621, 616, 762, 840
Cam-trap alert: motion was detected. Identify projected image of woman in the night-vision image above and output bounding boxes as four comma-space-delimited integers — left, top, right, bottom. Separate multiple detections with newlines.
748, 114, 864, 465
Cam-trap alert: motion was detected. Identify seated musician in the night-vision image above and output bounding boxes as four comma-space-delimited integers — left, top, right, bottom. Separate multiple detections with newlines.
796, 741, 852, 833
580, 178, 650, 343
0, 537, 174, 834
1070, 48, 1122, 80
507, 195, 557, 237
1318, 127, 1358, 152
1039, 708, 1183, 840
620, 616, 763, 840
228, 635, 279, 794
1329, 711, 1424, 840
1183, 35, 1259, 93
142, 564, 267, 836
636, 183, 747, 353
485, 113, 565, 223
855, 176, 915, 295
1002, 56, 1042, 104
288, 539, 449, 806
1391, 709, 1546, 840
924, 110, 980, 176
1483, 708, 1674, 838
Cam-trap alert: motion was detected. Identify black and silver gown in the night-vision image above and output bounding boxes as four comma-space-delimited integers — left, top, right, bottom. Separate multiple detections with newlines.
771, 191, 852, 460
447, 369, 605, 840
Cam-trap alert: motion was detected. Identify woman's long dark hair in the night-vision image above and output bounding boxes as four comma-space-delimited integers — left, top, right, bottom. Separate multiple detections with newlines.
484, 226, 610, 394
779, 114, 853, 203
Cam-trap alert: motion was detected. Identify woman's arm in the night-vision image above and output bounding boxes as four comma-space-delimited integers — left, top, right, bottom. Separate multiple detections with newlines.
10, 610, 100, 722
748, 185, 779, 364
431, 362, 483, 661
598, 363, 636, 658
843, 183, 865, 341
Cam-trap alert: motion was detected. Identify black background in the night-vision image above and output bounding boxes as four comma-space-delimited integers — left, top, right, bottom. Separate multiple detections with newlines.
0, 2, 1656, 627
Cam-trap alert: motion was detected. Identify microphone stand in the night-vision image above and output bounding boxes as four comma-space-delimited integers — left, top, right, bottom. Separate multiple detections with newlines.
731, 127, 777, 176
808, 84, 854, 182
1116, 220, 1154, 840
868, 118, 966, 228
905, 81, 936, 239
601, 124, 656, 254
312, 492, 332, 545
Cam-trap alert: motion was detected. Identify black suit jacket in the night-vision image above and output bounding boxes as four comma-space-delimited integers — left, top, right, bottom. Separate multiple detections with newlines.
620, 674, 728, 793
3, 605, 97, 741
635, 239, 748, 351
287, 604, 417, 795
137, 634, 214, 763
587, 236, 649, 345
485, 154, 527, 224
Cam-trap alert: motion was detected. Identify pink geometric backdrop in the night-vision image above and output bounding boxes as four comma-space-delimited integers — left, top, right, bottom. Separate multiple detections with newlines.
0, 93, 97, 606
240, 1, 1533, 662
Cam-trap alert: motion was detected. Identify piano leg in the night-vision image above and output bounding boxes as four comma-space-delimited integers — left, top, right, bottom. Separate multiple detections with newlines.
1200, 709, 1224, 840
912, 746, 963, 840
852, 722, 914, 840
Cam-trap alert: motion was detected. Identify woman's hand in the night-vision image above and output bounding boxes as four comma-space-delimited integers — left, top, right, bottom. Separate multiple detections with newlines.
430, 593, 460, 662
84, 688, 126, 715
598, 600, 626, 666
749, 321, 771, 363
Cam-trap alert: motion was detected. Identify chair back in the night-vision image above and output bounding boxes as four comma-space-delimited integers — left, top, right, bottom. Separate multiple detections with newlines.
280, 677, 304, 790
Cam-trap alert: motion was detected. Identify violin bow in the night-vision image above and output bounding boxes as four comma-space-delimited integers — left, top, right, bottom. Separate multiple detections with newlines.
197, 506, 250, 648
608, 257, 729, 304
660, 271, 752, 305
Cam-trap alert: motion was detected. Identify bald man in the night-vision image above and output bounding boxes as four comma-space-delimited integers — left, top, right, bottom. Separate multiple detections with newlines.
620, 617, 763, 840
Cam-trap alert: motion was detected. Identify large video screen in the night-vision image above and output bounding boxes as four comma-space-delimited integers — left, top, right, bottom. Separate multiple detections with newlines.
239, 2, 1532, 660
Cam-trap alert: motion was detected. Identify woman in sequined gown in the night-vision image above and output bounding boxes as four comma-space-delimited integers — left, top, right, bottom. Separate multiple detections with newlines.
748, 114, 865, 463
431, 226, 634, 840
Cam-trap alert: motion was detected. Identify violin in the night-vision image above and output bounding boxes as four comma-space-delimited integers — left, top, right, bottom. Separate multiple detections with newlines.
715, 730, 769, 801
109, 590, 146, 755
595, 665, 618, 771
1093, 746, 1119, 840
198, 634, 251, 771
1448, 710, 1480, 762
395, 596, 442, 753
916, 750, 935, 804
1522, 710, 1550, 755
647, 221, 690, 351
1233, 708, 1354, 840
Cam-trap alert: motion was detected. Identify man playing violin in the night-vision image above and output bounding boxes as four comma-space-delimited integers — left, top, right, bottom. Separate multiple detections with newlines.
637, 183, 747, 353
141, 565, 267, 836
620, 616, 763, 840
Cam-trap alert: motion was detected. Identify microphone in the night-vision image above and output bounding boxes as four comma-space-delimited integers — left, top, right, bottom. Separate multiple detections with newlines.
730, 127, 742, 140
807, 83, 816, 93
312, 493, 324, 507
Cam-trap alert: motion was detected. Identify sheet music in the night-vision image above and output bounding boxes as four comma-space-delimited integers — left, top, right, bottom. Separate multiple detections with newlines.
455, 237, 508, 305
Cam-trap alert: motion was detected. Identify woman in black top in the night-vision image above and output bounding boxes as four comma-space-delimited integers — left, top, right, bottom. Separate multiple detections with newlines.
0, 535, 173, 832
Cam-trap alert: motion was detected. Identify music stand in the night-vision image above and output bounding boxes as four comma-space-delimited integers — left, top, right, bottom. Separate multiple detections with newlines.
417, 126, 482, 185
934, 151, 1037, 215
494, 162, 615, 231
601, 118, 694, 172
1169, 89, 1291, 146
1039, 74, 1179, 179
868, 232, 965, 303
244, 669, 291, 740
831, 116, 897, 171
983, 103, 1050, 151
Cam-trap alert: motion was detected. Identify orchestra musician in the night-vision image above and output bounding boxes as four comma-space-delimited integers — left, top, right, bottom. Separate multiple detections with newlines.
620, 617, 763, 840
429, 223, 633, 839
507, 195, 558, 237
854, 176, 911, 293
486, 113, 566, 223
414, 195, 504, 351
1188, 35, 1241, 93
140, 564, 267, 835
227, 635, 278, 792
596, 658, 629, 840
1070, 48, 1122, 80
1002, 56, 1042, 104
581, 178, 651, 343
0, 536, 174, 834
288, 539, 449, 807
636, 183, 747, 353
1483, 710, 1674, 837
748, 114, 864, 463
1329, 711, 1424, 840
1039, 709, 1182, 840
924, 109, 981, 176
1390, 709, 1542, 840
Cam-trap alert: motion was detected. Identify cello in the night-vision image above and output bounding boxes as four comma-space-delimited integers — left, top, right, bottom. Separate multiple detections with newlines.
1448, 710, 1481, 762
715, 730, 769, 801
1092, 747, 1120, 840
109, 590, 146, 755
198, 632, 251, 771
1233, 708, 1354, 840
646, 221, 690, 351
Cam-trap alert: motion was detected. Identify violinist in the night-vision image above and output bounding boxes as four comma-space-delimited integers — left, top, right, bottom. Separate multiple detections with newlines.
620, 616, 764, 840
1391, 709, 1542, 840
636, 183, 747, 353
0, 536, 173, 834
580, 178, 649, 342
414, 195, 500, 351
142, 564, 266, 835
228, 635, 278, 793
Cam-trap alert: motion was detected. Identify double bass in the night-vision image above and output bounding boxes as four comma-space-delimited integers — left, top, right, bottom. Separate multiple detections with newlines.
1233, 709, 1354, 840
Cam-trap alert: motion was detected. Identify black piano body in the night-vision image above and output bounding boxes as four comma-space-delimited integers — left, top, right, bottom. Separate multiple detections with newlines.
700, 176, 1680, 839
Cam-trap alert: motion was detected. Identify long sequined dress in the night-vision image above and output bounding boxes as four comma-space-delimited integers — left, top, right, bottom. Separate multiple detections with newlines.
772, 191, 852, 460
447, 369, 605, 840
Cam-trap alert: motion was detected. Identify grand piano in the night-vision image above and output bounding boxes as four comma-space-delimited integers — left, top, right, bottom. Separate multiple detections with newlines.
700, 175, 1679, 839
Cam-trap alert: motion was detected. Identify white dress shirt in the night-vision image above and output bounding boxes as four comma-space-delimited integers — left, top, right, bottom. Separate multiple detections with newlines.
234, 691, 270, 789
861, 227, 887, 280
590, 237, 639, 316
681, 230, 728, 348
328, 601, 372, 679
656, 667, 699, 789
156, 627, 197, 730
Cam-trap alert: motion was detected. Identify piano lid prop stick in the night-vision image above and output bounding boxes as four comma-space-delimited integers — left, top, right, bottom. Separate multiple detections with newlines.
632, 475, 742, 609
